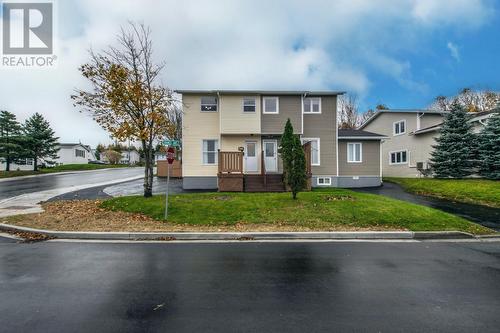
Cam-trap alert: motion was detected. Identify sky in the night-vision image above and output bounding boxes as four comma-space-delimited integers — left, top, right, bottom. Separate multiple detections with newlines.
1, 0, 499, 146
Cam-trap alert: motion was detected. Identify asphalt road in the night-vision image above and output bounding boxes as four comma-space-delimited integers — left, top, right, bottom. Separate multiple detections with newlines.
1, 240, 499, 332
0, 168, 144, 200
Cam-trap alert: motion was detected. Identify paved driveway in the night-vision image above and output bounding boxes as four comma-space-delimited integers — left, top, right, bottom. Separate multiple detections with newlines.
0, 168, 144, 200
1, 240, 499, 332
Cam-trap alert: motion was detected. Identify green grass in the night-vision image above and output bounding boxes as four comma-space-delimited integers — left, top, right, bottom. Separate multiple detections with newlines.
384, 178, 500, 208
100, 188, 493, 235
0, 163, 131, 178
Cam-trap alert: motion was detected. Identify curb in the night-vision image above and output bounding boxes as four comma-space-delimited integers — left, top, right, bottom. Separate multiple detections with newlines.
0, 223, 480, 241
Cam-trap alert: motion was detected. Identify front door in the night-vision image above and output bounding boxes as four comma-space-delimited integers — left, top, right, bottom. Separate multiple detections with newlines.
263, 140, 278, 172
244, 141, 258, 172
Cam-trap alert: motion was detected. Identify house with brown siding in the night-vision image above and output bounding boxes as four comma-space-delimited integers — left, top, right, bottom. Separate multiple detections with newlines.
177, 90, 386, 191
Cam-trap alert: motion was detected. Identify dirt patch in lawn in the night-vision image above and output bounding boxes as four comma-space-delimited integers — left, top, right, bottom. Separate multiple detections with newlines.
1, 200, 401, 233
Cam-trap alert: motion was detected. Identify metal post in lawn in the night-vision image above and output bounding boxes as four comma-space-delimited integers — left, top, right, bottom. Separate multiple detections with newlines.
164, 162, 170, 219
164, 146, 175, 220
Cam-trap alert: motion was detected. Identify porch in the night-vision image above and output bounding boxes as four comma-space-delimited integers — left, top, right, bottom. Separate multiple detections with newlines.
217, 142, 312, 192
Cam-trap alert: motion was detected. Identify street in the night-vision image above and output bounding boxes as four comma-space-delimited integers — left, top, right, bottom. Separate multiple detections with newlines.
0, 168, 144, 200
1, 239, 499, 332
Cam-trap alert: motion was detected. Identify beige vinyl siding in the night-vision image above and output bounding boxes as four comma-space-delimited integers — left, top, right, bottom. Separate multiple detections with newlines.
220, 95, 261, 134
338, 140, 380, 176
302, 96, 337, 176
363, 112, 443, 177
419, 113, 444, 129
261, 96, 302, 134
182, 94, 220, 177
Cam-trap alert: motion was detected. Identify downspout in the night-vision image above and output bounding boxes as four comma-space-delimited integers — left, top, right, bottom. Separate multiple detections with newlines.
335, 95, 339, 182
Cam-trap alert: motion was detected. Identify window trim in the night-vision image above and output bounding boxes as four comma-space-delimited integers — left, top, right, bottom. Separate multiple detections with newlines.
242, 97, 256, 113
389, 150, 408, 165
347, 142, 363, 163
303, 97, 322, 114
301, 137, 320, 166
263, 97, 279, 114
316, 177, 331, 186
200, 96, 218, 112
201, 139, 219, 165
393, 119, 406, 136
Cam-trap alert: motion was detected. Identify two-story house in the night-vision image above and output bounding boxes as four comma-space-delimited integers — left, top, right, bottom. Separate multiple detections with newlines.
360, 109, 447, 177
178, 90, 386, 191
360, 108, 499, 177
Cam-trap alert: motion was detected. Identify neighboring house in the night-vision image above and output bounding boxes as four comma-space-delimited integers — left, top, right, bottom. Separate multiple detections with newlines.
119, 150, 141, 165
50, 143, 94, 165
359, 109, 498, 177
0, 158, 36, 171
177, 90, 386, 190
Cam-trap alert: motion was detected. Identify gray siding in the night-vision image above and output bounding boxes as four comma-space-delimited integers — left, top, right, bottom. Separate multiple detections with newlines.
183, 177, 218, 190
302, 96, 337, 176
338, 140, 380, 176
261, 96, 302, 134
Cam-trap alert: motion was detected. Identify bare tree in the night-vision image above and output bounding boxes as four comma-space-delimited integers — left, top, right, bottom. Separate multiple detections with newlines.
338, 93, 359, 129
430, 88, 499, 113
360, 109, 376, 125
72, 22, 174, 197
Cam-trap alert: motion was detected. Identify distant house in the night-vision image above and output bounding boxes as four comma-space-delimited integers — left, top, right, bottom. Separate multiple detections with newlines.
0, 158, 36, 171
50, 143, 94, 165
359, 109, 498, 177
119, 150, 141, 165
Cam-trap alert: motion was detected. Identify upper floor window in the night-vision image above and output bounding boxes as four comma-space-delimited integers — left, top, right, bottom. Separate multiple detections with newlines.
393, 120, 406, 135
301, 138, 320, 166
201, 96, 218, 112
390, 150, 408, 165
263, 97, 279, 114
243, 97, 256, 112
347, 143, 362, 163
303, 97, 321, 114
75, 149, 86, 158
202, 139, 218, 164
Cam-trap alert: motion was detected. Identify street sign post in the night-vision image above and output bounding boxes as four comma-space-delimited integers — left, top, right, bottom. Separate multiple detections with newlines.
164, 147, 175, 220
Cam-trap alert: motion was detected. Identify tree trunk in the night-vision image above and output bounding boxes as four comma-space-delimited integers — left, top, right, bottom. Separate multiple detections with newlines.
6, 157, 10, 172
33, 156, 38, 172
142, 140, 153, 197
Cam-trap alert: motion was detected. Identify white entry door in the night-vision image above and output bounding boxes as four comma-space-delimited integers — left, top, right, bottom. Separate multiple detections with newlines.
245, 141, 258, 172
263, 140, 278, 172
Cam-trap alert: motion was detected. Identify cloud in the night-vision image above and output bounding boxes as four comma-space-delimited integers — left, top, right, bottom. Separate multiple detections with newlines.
0, 0, 495, 146
447, 42, 460, 62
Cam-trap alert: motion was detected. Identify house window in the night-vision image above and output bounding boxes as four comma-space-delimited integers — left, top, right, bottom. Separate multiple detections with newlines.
303, 97, 321, 114
393, 120, 406, 135
75, 149, 86, 158
347, 143, 362, 163
263, 97, 279, 114
202, 139, 218, 164
390, 150, 408, 165
201, 96, 218, 112
243, 97, 256, 112
301, 138, 320, 166
317, 177, 331, 186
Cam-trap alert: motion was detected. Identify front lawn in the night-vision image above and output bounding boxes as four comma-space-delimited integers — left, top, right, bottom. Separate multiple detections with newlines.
99, 189, 492, 234
0, 163, 131, 178
384, 178, 500, 208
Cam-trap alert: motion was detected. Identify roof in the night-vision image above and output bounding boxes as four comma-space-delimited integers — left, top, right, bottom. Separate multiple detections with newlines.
338, 129, 387, 140
358, 109, 447, 129
174, 89, 345, 96
412, 109, 499, 135
58, 143, 92, 152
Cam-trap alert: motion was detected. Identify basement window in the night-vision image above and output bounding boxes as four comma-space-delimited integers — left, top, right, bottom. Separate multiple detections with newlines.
317, 177, 331, 186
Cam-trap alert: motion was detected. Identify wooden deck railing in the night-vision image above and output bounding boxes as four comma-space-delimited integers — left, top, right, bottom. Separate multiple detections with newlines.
218, 150, 243, 174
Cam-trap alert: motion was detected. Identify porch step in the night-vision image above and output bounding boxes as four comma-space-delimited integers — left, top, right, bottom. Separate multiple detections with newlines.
244, 174, 286, 192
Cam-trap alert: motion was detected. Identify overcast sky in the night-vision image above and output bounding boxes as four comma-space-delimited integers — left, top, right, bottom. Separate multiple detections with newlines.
1, 0, 499, 147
